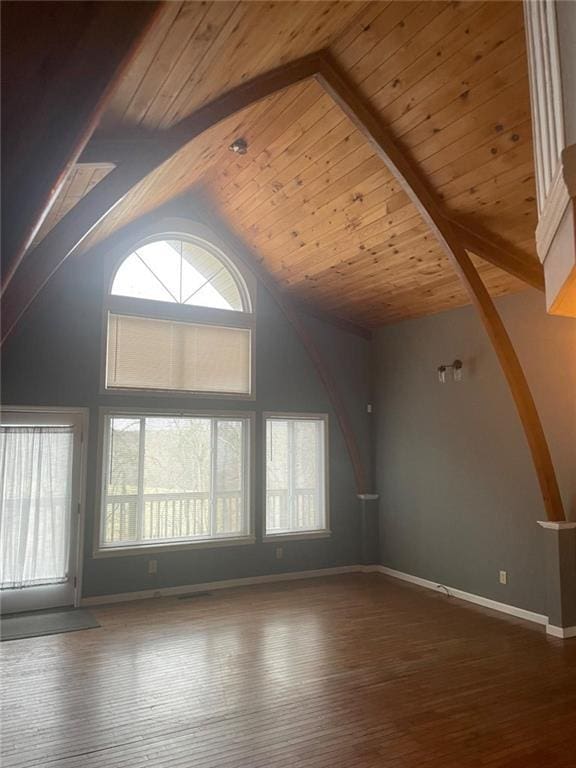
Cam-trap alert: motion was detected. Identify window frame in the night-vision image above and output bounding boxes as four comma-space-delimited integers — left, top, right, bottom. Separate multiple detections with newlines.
93, 407, 256, 558
262, 412, 330, 542
101, 224, 256, 400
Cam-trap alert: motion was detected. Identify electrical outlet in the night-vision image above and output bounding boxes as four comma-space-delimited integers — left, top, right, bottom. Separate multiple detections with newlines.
275, 547, 283, 560
499, 570, 507, 585
148, 559, 158, 575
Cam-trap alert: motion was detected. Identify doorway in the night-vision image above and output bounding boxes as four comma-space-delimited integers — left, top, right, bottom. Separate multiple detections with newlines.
0, 408, 87, 614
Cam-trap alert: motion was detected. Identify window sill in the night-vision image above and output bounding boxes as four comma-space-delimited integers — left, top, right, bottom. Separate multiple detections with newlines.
93, 536, 256, 558
263, 531, 332, 543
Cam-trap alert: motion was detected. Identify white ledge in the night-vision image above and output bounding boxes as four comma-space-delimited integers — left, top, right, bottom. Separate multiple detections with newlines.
357, 494, 379, 501
537, 521, 576, 530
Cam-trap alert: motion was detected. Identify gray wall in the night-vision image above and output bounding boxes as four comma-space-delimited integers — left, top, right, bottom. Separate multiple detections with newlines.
373, 289, 576, 615
1, 221, 371, 598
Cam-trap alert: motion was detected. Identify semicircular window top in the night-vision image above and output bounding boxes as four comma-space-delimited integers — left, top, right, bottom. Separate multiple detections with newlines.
111, 238, 247, 312
105, 235, 254, 397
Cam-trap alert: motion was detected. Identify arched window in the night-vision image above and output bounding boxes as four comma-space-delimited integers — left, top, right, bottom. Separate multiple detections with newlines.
110, 238, 249, 312
104, 234, 254, 397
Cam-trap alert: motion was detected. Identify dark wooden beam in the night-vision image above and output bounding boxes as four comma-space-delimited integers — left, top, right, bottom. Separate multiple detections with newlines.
1, 52, 324, 346
450, 220, 544, 291
314, 54, 565, 522
1, 45, 560, 521
1, 0, 161, 287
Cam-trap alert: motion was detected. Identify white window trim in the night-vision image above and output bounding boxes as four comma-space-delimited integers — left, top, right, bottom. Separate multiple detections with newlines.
262, 412, 331, 541
101, 220, 257, 400
93, 407, 255, 558
0, 406, 89, 610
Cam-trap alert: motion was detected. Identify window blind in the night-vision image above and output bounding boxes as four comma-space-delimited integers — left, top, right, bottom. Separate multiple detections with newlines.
106, 314, 251, 394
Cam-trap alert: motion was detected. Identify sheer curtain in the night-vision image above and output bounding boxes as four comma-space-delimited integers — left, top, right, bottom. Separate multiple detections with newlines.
0, 426, 74, 590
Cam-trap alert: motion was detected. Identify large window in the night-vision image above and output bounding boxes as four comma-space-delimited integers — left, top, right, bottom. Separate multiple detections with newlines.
264, 415, 328, 538
99, 413, 252, 552
105, 235, 254, 396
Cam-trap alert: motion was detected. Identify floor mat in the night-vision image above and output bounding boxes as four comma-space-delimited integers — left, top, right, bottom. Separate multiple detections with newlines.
0, 609, 100, 641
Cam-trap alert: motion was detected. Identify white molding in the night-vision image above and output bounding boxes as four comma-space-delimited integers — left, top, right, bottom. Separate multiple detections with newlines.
537, 520, 576, 530
536, 165, 571, 260
357, 494, 379, 501
80, 565, 364, 606
546, 624, 576, 639
80, 562, 576, 641
374, 565, 548, 626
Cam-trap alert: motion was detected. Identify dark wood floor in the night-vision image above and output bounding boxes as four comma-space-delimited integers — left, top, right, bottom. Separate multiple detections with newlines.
2, 573, 576, 767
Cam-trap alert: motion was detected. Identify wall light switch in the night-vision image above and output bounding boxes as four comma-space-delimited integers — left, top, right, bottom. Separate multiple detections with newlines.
499, 570, 507, 585
275, 547, 283, 560
148, 559, 158, 575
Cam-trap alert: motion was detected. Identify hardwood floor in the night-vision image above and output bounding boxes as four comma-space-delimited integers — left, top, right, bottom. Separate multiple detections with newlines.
2, 573, 576, 767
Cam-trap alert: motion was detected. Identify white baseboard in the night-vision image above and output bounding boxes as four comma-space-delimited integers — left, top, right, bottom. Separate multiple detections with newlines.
80, 562, 576, 641
373, 565, 549, 627
81, 565, 364, 606
545, 624, 576, 639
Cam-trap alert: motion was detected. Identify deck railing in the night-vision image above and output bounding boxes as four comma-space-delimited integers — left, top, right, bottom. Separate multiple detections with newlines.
266, 489, 318, 532
104, 491, 243, 544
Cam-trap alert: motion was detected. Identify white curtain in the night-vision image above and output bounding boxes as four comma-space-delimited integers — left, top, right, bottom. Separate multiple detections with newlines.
0, 426, 74, 590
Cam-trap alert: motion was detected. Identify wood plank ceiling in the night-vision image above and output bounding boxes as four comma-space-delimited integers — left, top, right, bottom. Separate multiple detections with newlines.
34, 0, 538, 327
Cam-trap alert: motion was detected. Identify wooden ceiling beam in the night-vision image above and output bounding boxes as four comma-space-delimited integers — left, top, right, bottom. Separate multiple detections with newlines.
2, 45, 560, 520
1, 1, 161, 289
314, 54, 565, 523
78, 133, 162, 166
450, 220, 544, 291
1, 53, 324, 346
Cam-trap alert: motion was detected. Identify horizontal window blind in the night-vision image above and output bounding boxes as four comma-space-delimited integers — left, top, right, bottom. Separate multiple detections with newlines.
106, 314, 251, 394
101, 415, 250, 548
265, 417, 327, 536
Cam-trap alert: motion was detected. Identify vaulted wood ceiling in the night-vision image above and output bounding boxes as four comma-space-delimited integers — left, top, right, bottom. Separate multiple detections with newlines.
29, 0, 540, 328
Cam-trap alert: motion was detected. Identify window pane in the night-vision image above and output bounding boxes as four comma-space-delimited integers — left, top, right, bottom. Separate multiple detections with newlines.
293, 420, 323, 530
111, 238, 245, 311
107, 418, 140, 495
0, 426, 74, 588
142, 418, 211, 540
101, 415, 250, 548
215, 420, 244, 536
181, 240, 243, 311
111, 251, 177, 303
136, 241, 182, 302
103, 418, 140, 545
265, 417, 326, 536
106, 315, 251, 395
265, 420, 290, 532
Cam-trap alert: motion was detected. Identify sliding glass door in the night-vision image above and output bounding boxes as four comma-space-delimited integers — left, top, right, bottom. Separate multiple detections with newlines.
0, 409, 86, 614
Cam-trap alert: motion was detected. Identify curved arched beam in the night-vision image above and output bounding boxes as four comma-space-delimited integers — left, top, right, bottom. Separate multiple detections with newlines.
1, 49, 559, 518
315, 55, 565, 522
0, 53, 325, 346
1, 1, 162, 289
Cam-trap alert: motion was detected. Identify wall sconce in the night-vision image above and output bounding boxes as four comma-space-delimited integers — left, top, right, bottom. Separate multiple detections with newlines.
437, 359, 463, 383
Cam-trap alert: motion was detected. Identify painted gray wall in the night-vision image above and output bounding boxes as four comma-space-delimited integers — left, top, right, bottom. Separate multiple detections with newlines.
373, 289, 576, 615
1, 224, 371, 598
